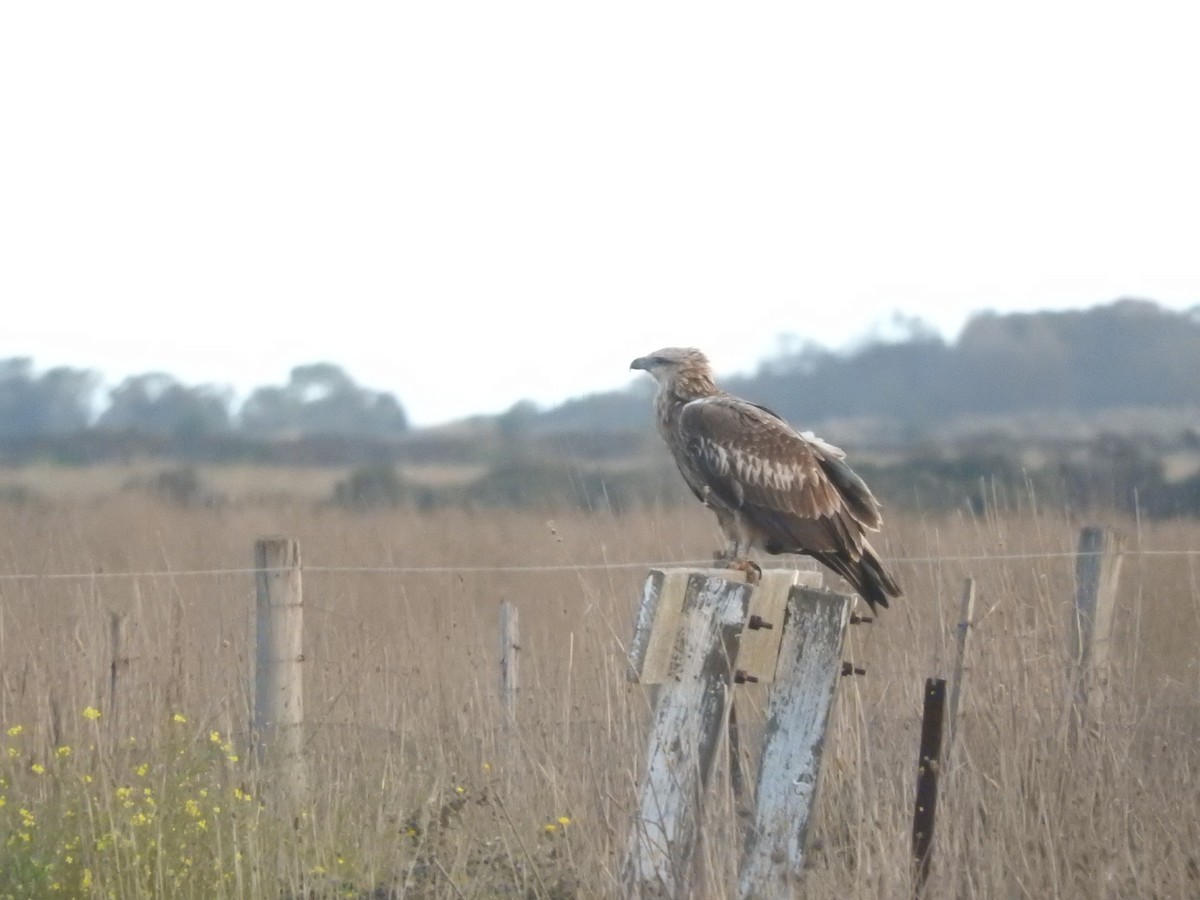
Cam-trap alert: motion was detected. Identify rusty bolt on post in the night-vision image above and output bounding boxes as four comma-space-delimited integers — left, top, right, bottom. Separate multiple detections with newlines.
849, 614, 874, 625
841, 662, 867, 676
747, 615, 774, 630
734, 669, 760, 684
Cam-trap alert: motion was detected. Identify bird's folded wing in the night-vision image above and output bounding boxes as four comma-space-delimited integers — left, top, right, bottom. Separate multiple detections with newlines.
677, 397, 883, 552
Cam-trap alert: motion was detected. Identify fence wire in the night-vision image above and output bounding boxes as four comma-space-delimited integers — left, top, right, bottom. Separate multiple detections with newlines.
0, 547, 1196, 583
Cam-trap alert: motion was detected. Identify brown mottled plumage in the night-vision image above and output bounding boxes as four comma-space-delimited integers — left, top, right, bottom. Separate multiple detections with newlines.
630, 347, 901, 611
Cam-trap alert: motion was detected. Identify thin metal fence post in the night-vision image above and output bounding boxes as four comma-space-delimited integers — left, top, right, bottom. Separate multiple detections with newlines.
945, 577, 975, 757
912, 678, 946, 898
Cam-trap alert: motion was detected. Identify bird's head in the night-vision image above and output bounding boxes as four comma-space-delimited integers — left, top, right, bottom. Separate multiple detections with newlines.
630, 347, 713, 390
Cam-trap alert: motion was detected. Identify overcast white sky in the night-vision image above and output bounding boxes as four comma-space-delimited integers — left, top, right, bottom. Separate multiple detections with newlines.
2, 2, 1198, 426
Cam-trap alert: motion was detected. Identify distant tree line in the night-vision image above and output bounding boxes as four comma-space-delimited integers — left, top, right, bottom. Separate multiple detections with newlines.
536, 299, 1200, 435
736, 298, 1200, 425
0, 360, 408, 458
6, 298, 1200, 481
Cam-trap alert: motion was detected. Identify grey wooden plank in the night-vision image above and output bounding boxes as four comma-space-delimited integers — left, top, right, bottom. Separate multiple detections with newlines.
739, 586, 850, 899
624, 573, 752, 896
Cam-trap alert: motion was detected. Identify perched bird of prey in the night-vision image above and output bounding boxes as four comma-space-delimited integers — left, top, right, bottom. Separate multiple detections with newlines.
631, 347, 901, 611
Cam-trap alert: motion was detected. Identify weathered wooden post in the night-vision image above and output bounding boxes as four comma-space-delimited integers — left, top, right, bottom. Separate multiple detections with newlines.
623, 571, 752, 896
738, 586, 851, 899
253, 537, 306, 800
911, 678, 946, 898
729, 567, 822, 800
625, 564, 849, 897
499, 600, 520, 729
108, 611, 128, 740
945, 577, 976, 757
1067, 526, 1124, 744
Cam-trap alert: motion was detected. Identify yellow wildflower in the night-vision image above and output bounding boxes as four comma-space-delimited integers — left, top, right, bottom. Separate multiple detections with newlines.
82, 707, 102, 721
6, 725, 22, 736
172, 713, 187, 724
30, 763, 45, 775
557, 816, 572, 826
56, 746, 71, 757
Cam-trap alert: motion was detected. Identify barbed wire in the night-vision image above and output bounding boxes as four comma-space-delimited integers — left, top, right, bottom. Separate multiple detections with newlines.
0, 566, 263, 582
288, 709, 1200, 739
0, 546, 1197, 583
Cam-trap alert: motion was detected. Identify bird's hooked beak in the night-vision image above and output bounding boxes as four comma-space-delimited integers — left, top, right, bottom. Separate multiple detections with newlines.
630, 356, 649, 371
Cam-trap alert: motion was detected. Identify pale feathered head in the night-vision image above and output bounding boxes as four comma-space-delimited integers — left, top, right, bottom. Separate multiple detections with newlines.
630, 347, 718, 399
630, 347, 711, 384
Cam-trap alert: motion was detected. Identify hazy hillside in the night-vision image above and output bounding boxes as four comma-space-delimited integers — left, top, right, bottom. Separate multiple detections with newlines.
535, 298, 1200, 441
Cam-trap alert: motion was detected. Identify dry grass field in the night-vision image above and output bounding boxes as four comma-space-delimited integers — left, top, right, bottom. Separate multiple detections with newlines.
0, 479, 1198, 898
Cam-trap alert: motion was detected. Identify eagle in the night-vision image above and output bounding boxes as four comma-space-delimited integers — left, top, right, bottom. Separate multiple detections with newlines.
631, 347, 901, 611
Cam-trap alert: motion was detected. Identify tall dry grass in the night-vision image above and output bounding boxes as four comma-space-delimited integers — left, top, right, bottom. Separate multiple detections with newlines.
0, 492, 1197, 897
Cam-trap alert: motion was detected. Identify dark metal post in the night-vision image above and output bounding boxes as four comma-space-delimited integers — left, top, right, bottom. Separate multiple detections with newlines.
912, 678, 946, 897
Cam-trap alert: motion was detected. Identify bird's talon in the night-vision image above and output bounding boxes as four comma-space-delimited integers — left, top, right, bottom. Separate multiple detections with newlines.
724, 559, 762, 585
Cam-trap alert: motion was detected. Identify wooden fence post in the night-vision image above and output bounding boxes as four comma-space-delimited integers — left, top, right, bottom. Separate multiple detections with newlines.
738, 586, 850, 899
108, 611, 128, 740
253, 537, 306, 800
945, 577, 975, 757
623, 573, 751, 897
500, 600, 520, 726
912, 678, 946, 898
1067, 526, 1124, 743
728, 567, 822, 801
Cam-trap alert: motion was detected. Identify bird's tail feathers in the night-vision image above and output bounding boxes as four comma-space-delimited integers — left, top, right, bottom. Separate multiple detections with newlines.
807, 543, 901, 613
